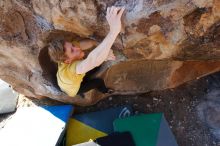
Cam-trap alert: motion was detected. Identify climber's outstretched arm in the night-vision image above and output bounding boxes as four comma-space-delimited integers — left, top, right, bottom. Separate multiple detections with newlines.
79, 39, 98, 50
76, 6, 125, 74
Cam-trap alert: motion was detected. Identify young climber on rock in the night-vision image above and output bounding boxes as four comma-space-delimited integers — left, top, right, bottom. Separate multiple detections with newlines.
48, 6, 125, 105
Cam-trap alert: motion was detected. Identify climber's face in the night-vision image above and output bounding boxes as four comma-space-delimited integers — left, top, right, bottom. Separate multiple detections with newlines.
63, 41, 85, 64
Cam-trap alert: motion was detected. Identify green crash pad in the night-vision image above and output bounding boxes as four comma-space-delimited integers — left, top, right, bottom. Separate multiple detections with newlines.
113, 113, 178, 146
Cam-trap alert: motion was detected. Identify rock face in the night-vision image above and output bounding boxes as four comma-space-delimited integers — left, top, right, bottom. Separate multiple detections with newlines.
0, 0, 220, 105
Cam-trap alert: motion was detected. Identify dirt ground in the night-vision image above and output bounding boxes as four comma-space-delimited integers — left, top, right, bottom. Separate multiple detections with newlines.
1, 73, 220, 146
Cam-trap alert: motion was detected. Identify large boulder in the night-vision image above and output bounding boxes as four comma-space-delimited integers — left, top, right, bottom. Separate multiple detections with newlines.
0, 0, 220, 105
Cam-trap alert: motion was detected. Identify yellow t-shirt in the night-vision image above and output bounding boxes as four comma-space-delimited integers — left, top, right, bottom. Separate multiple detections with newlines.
57, 61, 85, 97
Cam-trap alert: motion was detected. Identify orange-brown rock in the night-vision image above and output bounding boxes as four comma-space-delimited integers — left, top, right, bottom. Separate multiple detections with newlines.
0, 0, 220, 105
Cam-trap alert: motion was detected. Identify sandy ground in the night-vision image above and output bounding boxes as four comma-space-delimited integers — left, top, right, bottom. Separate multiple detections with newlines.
1, 73, 220, 146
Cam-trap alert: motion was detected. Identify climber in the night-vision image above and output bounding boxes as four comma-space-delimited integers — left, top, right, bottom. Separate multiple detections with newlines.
48, 6, 125, 102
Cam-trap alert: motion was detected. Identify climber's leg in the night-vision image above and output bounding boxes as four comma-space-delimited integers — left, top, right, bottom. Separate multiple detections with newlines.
78, 78, 109, 94
78, 65, 109, 94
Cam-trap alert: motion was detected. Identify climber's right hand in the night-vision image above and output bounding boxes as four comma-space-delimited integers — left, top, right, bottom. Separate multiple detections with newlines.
106, 6, 125, 35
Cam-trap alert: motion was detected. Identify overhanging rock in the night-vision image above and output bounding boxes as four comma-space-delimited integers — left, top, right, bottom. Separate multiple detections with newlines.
0, 0, 220, 105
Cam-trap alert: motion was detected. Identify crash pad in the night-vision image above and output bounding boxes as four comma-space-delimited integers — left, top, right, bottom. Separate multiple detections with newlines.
72, 141, 100, 146
66, 106, 133, 146
113, 113, 178, 146
0, 105, 73, 146
95, 131, 135, 146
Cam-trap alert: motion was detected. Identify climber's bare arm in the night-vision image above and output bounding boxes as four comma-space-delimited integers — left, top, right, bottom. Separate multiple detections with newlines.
76, 6, 125, 74
80, 39, 116, 61
79, 39, 98, 50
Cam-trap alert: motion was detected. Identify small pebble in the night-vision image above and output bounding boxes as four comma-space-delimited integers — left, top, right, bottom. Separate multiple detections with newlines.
153, 97, 158, 101
146, 104, 151, 108
108, 97, 112, 101
134, 104, 138, 107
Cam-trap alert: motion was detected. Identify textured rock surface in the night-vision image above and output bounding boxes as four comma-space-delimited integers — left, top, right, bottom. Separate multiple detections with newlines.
0, 0, 220, 104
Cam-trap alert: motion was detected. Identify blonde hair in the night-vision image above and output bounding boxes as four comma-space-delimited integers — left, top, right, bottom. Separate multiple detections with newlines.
48, 39, 67, 63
